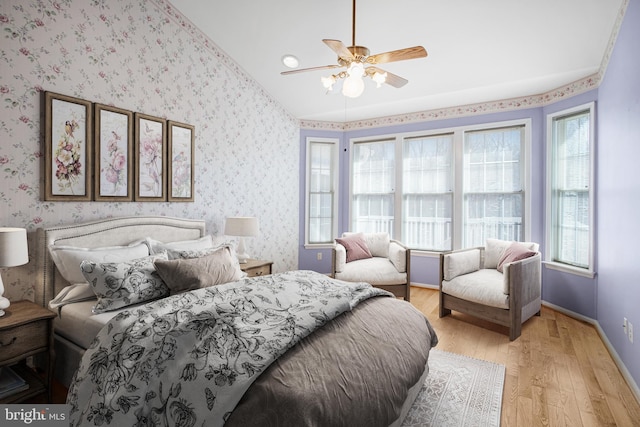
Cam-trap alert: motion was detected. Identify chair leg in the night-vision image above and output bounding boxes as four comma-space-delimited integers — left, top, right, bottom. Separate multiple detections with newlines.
536, 310, 541, 316
405, 284, 410, 302
509, 322, 522, 341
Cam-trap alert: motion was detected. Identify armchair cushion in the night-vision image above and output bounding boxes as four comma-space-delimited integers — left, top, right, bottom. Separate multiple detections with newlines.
335, 233, 372, 263
497, 242, 537, 273
342, 232, 390, 257
336, 257, 407, 286
443, 249, 481, 281
441, 269, 509, 309
485, 238, 539, 269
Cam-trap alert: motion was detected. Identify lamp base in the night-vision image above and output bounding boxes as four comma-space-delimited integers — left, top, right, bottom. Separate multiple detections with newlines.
0, 296, 9, 317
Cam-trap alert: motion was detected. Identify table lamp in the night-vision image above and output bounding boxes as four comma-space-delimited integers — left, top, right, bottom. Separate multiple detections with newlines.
0, 228, 29, 316
224, 217, 259, 263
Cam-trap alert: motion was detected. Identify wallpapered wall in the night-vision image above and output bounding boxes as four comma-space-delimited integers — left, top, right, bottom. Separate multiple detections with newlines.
0, 0, 300, 301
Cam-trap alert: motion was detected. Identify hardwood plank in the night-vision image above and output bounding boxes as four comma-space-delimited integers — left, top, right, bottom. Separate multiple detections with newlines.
409, 287, 640, 427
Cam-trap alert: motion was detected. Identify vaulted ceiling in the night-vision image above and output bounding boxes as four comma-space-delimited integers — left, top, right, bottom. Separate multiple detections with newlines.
171, 0, 624, 122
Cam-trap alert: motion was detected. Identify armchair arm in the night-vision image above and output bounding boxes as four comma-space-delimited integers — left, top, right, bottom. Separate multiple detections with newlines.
503, 253, 541, 298
332, 243, 347, 275
389, 240, 408, 273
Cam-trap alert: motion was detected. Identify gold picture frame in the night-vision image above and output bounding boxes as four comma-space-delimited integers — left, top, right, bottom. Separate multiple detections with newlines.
43, 91, 93, 201
167, 121, 195, 202
134, 113, 167, 201
94, 104, 134, 201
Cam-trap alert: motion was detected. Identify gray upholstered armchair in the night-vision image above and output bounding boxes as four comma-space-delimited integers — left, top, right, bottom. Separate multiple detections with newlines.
439, 239, 541, 340
332, 232, 411, 301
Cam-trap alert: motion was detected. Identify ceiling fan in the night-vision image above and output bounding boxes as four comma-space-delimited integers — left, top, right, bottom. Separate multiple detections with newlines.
281, 0, 428, 98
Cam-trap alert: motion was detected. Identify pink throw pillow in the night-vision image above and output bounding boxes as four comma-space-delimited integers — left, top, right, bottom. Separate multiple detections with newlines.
335, 234, 372, 263
497, 242, 537, 273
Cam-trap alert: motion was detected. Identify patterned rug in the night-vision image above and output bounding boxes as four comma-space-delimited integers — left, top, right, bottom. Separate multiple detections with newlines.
402, 349, 505, 427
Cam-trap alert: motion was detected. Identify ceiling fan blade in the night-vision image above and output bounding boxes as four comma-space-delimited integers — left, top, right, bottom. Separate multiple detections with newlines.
368, 46, 427, 64
367, 66, 408, 88
281, 64, 342, 75
322, 39, 355, 61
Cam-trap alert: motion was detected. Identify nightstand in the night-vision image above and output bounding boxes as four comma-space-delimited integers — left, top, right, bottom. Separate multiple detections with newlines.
240, 259, 273, 277
0, 300, 56, 403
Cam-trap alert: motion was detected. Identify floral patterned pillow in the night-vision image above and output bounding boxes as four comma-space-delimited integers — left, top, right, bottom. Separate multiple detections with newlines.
80, 252, 170, 314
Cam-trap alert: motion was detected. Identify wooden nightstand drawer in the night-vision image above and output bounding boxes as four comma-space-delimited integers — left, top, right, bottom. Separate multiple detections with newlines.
0, 320, 47, 363
240, 259, 273, 278
245, 264, 271, 277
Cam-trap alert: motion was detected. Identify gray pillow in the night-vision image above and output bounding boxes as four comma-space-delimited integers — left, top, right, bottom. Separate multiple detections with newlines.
81, 252, 169, 314
154, 246, 245, 294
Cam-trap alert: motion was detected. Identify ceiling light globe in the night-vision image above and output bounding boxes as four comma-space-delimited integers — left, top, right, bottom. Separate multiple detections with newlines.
342, 75, 365, 98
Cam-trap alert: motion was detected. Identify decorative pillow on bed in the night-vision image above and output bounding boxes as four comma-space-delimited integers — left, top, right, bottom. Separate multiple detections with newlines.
335, 233, 372, 263
497, 242, 537, 273
80, 252, 170, 314
154, 246, 245, 294
145, 236, 214, 259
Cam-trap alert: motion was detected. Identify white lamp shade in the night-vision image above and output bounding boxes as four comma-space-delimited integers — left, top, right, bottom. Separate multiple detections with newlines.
224, 217, 259, 237
0, 228, 29, 267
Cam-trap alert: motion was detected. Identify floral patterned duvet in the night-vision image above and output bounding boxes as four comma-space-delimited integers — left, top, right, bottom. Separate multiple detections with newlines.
67, 270, 392, 427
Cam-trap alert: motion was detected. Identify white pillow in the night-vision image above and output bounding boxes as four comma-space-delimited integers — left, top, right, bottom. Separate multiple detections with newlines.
145, 235, 213, 258
49, 283, 96, 310
49, 241, 149, 284
342, 232, 390, 258
443, 249, 480, 281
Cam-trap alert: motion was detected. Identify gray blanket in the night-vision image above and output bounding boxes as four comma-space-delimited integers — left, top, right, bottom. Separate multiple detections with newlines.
67, 270, 395, 426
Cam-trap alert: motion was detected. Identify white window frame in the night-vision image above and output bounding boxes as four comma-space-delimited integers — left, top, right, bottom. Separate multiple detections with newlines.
545, 102, 596, 278
348, 118, 532, 253
305, 137, 340, 248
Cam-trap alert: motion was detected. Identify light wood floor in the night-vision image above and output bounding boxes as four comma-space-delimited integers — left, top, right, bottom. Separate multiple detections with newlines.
410, 286, 640, 427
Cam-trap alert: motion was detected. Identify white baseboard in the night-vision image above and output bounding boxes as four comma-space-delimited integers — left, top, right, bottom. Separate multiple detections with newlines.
542, 300, 640, 405
410, 282, 438, 290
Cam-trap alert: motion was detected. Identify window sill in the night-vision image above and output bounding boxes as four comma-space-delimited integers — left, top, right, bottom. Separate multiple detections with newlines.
543, 261, 596, 279
304, 243, 334, 250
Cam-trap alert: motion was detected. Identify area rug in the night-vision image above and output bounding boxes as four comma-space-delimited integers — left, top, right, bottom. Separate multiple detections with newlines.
402, 349, 505, 427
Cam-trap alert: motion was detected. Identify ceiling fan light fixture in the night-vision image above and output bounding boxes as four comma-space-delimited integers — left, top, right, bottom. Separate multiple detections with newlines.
321, 75, 336, 91
281, 54, 299, 69
372, 71, 387, 88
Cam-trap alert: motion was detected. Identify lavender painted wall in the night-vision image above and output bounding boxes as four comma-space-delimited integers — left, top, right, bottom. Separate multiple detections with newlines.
597, 0, 640, 388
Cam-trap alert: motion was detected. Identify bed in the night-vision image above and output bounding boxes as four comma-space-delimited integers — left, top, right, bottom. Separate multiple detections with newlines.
35, 216, 438, 427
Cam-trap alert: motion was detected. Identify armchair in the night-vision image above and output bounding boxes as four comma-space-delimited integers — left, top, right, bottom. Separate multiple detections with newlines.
332, 232, 411, 301
439, 239, 541, 340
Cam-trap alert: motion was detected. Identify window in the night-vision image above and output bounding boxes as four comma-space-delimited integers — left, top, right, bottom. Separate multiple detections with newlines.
351, 139, 396, 236
402, 134, 453, 250
463, 126, 525, 247
306, 138, 339, 245
547, 103, 594, 274
349, 120, 530, 251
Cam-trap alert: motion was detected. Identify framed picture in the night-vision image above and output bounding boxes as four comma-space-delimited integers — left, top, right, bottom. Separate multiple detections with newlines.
134, 113, 167, 201
167, 121, 195, 202
44, 91, 92, 201
94, 104, 133, 201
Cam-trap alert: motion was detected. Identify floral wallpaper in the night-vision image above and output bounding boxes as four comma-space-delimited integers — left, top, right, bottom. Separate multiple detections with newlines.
0, 0, 300, 301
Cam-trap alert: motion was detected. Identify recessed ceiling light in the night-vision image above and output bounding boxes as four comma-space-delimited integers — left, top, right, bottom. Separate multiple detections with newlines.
282, 54, 299, 69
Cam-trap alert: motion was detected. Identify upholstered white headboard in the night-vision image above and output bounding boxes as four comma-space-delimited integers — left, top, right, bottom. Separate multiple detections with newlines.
35, 216, 206, 308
